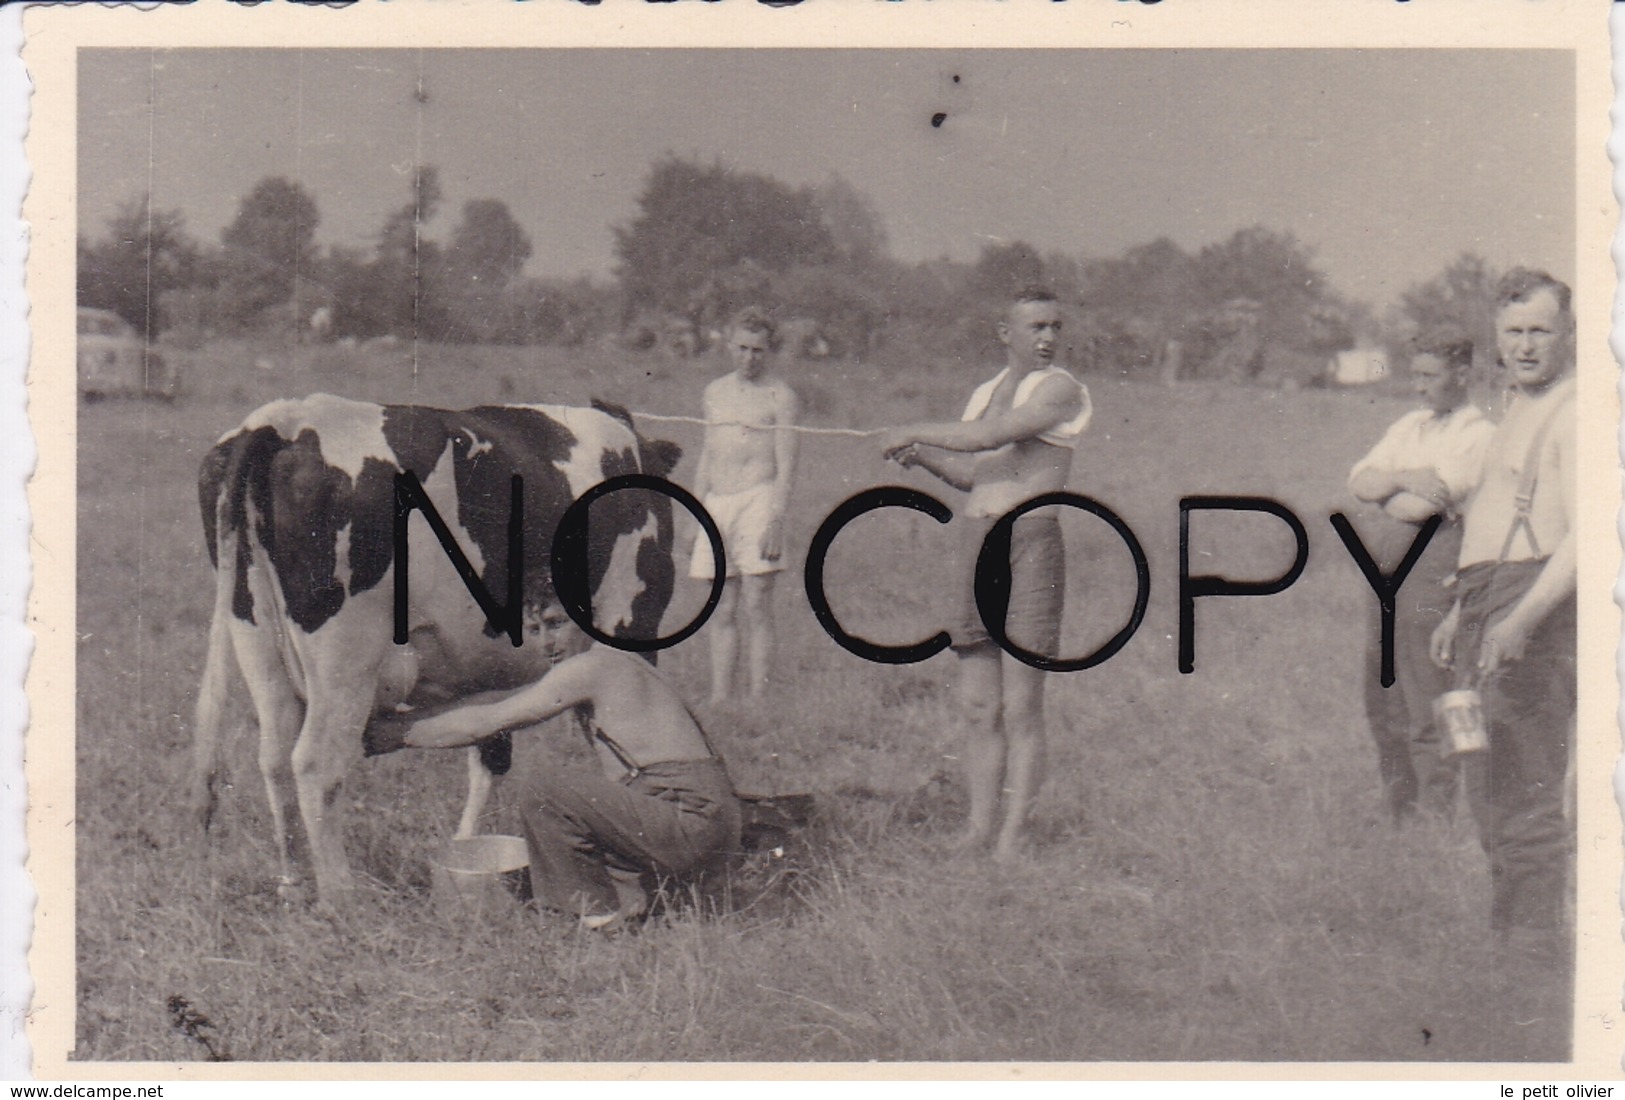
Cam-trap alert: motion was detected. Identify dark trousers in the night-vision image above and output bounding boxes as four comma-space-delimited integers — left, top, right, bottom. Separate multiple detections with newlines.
1360, 518, 1462, 819
519, 758, 742, 917
1452, 560, 1576, 934
949, 512, 1066, 655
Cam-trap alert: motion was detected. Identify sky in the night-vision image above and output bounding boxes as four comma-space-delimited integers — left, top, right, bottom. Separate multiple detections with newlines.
78, 48, 1575, 309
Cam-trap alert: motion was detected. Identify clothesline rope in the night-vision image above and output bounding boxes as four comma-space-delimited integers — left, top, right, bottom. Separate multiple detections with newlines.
629, 410, 883, 439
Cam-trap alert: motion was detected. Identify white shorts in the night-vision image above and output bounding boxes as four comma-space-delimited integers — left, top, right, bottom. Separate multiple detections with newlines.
689, 483, 783, 579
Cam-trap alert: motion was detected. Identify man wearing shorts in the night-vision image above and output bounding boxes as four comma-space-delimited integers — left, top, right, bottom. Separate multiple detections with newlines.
367, 602, 742, 931
1347, 331, 1493, 820
690, 308, 799, 703
881, 287, 1090, 859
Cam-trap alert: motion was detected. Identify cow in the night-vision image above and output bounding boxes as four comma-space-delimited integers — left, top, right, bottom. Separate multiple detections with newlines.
191, 392, 682, 905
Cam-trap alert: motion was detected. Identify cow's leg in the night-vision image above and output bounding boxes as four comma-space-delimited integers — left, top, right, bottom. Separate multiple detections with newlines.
456, 747, 494, 839
290, 680, 372, 903
227, 619, 308, 894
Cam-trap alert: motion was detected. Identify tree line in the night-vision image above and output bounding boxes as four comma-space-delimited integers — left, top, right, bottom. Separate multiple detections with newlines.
78, 154, 1507, 384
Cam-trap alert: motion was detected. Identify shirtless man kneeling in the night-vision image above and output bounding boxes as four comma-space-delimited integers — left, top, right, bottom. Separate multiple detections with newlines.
368, 605, 742, 929
880, 287, 1090, 859
690, 307, 799, 702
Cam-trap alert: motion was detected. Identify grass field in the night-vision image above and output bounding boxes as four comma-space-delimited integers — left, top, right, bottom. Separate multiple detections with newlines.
72, 337, 1544, 1063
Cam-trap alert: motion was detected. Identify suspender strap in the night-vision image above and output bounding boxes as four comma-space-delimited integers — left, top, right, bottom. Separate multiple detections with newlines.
1497, 387, 1573, 563
677, 697, 722, 761
577, 695, 722, 784
589, 723, 646, 779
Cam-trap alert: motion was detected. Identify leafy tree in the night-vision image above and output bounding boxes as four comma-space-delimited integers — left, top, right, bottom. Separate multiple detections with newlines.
315, 246, 384, 340
614, 155, 836, 323
967, 240, 1047, 303
77, 197, 198, 336
1394, 253, 1500, 370
217, 176, 320, 325
433, 199, 534, 342
813, 173, 890, 267
1191, 226, 1332, 353
500, 276, 617, 346
690, 259, 779, 338
1041, 251, 1086, 309
1083, 238, 1196, 321
377, 166, 443, 271
367, 166, 444, 339
442, 199, 531, 291
774, 262, 891, 359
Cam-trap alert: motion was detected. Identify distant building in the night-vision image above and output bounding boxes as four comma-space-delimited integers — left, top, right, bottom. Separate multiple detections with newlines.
1333, 346, 1389, 386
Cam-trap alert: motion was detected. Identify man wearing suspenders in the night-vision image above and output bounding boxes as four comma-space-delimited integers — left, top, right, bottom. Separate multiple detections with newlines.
1431, 268, 1577, 1044
368, 604, 743, 930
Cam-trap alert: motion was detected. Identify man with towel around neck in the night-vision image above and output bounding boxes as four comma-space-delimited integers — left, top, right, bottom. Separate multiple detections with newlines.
881, 286, 1090, 860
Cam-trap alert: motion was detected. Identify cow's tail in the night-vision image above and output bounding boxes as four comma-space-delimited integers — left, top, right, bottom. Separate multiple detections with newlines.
191, 568, 235, 834
191, 441, 244, 835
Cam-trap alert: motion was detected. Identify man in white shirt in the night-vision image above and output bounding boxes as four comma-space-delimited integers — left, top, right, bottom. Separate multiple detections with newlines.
1347, 331, 1493, 820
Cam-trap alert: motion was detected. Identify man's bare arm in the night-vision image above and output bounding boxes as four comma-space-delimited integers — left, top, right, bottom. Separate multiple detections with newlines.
374, 656, 597, 750
762, 386, 800, 561
895, 444, 976, 491
770, 386, 799, 510
692, 397, 717, 500
1381, 491, 1444, 524
1348, 467, 1448, 507
882, 374, 1082, 456
1479, 533, 1575, 674
1431, 600, 1462, 669
1480, 425, 1576, 673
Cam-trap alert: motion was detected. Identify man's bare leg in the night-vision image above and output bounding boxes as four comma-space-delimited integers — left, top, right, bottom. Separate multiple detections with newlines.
993, 657, 1047, 861
953, 648, 1005, 852
708, 579, 740, 703
741, 572, 775, 699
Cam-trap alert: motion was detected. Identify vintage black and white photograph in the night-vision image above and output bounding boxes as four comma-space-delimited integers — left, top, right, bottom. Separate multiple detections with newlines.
18, 1, 1621, 1076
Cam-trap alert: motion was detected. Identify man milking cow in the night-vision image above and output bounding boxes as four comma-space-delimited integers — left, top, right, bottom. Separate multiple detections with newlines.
367, 602, 742, 931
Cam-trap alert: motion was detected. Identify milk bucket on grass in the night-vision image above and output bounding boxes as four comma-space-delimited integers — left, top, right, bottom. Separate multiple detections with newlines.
431, 835, 532, 916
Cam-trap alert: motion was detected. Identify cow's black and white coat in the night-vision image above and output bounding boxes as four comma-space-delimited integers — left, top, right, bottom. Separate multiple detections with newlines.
192, 393, 680, 903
